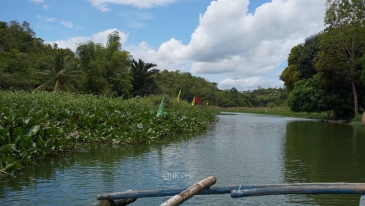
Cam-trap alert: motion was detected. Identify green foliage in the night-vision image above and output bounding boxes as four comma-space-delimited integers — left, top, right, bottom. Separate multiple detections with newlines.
0, 21, 48, 91
0, 91, 216, 173
32, 47, 85, 93
296, 34, 322, 79
288, 74, 353, 118
280, 64, 301, 93
323, 0, 365, 115
130, 59, 160, 96
361, 53, 365, 84
75, 33, 133, 97
0, 20, 39, 53
154, 70, 287, 108
267, 102, 277, 108
280, 34, 322, 93
282, 0, 365, 117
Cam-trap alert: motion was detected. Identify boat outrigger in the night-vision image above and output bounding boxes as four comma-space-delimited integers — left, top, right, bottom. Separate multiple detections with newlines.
94, 176, 365, 206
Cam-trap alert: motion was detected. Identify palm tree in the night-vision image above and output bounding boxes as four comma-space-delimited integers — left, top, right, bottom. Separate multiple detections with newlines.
32, 49, 85, 93
130, 58, 160, 96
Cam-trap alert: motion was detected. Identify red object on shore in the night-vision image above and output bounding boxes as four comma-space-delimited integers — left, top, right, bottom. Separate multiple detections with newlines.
195, 96, 201, 104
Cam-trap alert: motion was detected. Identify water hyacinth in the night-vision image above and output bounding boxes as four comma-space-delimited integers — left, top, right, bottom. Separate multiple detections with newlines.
0, 91, 217, 173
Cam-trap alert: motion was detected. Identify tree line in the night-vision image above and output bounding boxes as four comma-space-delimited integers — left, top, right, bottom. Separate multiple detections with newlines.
280, 0, 365, 119
0, 20, 286, 108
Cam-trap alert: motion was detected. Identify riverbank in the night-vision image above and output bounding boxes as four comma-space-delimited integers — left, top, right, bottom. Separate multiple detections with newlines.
0, 91, 217, 174
218, 106, 364, 126
219, 106, 328, 119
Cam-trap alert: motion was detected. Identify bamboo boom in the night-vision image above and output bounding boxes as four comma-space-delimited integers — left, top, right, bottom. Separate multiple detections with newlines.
160, 176, 216, 206
231, 185, 365, 198
97, 183, 365, 201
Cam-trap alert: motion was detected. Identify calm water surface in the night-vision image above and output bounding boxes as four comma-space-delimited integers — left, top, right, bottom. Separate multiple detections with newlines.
1, 113, 365, 205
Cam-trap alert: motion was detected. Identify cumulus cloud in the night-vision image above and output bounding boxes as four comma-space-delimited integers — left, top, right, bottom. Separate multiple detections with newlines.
48, 0, 326, 91
89, 0, 176, 11
36, 15, 55, 22
127, 0, 326, 91
48, 29, 128, 51
125, 40, 190, 72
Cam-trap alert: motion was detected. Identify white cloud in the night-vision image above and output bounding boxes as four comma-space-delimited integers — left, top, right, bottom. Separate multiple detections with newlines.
126, 40, 189, 71
48, 29, 129, 51
30, 0, 44, 2
61, 21, 73, 28
127, 0, 326, 91
36, 15, 55, 22
48, 0, 326, 91
89, 0, 176, 11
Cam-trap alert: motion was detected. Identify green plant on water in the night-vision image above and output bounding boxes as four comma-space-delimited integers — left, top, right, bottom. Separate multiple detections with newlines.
0, 91, 217, 174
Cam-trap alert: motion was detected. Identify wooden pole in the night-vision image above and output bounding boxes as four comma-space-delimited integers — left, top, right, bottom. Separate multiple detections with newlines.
160, 176, 216, 206
231, 185, 365, 198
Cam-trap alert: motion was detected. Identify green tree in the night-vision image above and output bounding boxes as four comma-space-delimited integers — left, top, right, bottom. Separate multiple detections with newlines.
32, 47, 84, 92
322, 0, 365, 115
84, 60, 107, 94
76, 41, 108, 94
288, 74, 353, 118
130, 59, 160, 96
280, 45, 302, 93
296, 34, 322, 79
280, 33, 322, 93
104, 31, 133, 97
0, 20, 48, 91
76, 31, 133, 97
108, 51, 133, 98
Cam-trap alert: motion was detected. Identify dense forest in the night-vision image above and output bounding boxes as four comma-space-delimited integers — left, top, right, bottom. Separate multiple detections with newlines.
0, 20, 287, 108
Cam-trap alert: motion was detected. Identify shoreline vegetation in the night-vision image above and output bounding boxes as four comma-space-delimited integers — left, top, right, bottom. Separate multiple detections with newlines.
0, 91, 363, 175
0, 91, 217, 175
219, 107, 364, 126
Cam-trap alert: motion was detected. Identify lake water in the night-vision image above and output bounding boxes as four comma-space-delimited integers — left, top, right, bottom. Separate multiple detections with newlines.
1, 112, 365, 205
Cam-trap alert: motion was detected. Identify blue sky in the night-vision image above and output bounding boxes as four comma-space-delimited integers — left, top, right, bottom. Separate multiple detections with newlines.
1, 0, 326, 91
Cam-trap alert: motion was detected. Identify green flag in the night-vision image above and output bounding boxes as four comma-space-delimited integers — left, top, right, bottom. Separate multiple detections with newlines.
157, 94, 165, 117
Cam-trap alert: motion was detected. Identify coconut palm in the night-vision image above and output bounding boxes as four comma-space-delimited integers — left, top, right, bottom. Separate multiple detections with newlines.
32, 49, 85, 93
130, 58, 160, 96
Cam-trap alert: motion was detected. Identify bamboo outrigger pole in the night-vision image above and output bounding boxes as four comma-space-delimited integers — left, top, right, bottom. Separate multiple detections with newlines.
160, 176, 216, 206
231, 185, 365, 198
97, 183, 365, 201
95, 182, 365, 205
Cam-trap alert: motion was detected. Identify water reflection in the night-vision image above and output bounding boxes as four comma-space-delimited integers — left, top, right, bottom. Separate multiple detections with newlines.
1, 113, 365, 205
284, 121, 365, 205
